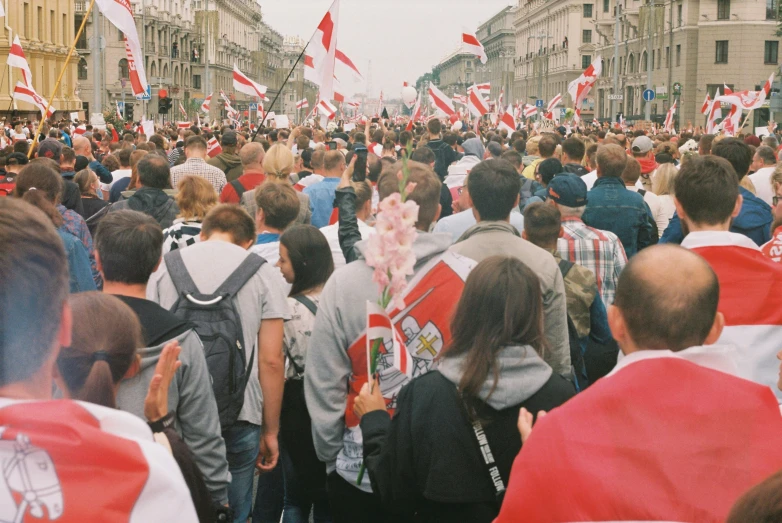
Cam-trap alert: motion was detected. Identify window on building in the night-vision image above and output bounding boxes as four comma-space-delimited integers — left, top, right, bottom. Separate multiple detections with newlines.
582, 55, 591, 69
766, 41, 779, 64
23, 3, 30, 38
717, 0, 730, 20
768, 0, 778, 20
583, 4, 593, 17
466, 60, 472, 68
583, 30, 592, 43
78, 58, 88, 80
603, 0, 610, 12
715, 40, 729, 63
37, 7, 43, 40
642, 52, 647, 71
707, 84, 733, 98
677, 4, 683, 26
193, 75, 201, 89
49, 11, 54, 44
62, 14, 67, 45
119, 58, 129, 79
289, 94, 294, 101
665, 46, 670, 67
676, 44, 681, 66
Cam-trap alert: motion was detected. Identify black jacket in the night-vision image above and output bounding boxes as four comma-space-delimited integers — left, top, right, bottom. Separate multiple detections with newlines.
563, 163, 589, 177
360, 371, 575, 523
426, 139, 458, 181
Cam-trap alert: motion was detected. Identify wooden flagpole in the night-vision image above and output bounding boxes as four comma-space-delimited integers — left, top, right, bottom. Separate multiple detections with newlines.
28, 0, 97, 158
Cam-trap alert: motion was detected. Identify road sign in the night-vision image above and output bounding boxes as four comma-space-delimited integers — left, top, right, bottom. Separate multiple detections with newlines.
535, 99, 544, 108
249, 103, 258, 111
673, 82, 682, 96
116, 102, 125, 112
560, 108, 566, 118
642, 89, 656, 102
608, 94, 623, 101
136, 85, 151, 101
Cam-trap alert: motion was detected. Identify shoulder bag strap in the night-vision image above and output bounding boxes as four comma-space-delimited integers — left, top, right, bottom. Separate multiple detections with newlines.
293, 294, 318, 316
558, 258, 574, 279
164, 249, 200, 296
230, 179, 246, 199
214, 253, 266, 297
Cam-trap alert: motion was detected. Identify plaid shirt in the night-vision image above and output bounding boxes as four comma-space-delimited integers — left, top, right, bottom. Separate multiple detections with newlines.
557, 216, 627, 305
170, 157, 227, 194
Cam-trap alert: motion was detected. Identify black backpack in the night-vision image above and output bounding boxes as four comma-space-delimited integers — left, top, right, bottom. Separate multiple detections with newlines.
164, 249, 266, 428
558, 259, 589, 392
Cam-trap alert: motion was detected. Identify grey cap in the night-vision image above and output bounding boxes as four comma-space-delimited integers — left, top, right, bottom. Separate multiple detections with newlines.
632, 135, 654, 154
487, 141, 503, 158
462, 137, 485, 158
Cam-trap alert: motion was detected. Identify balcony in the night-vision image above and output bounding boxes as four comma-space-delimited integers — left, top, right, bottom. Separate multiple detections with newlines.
75, 2, 88, 12
159, 45, 169, 57
146, 42, 156, 53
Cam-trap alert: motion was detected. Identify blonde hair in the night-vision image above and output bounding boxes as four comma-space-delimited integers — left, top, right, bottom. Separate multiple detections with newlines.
771, 164, 782, 196
74, 168, 98, 197
175, 176, 218, 221
526, 136, 541, 156
263, 144, 294, 180
740, 176, 757, 195
652, 163, 678, 196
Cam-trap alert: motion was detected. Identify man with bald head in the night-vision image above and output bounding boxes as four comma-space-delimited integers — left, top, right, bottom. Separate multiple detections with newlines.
582, 144, 655, 257
304, 150, 346, 227
219, 142, 266, 204
677, 154, 782, 401
495, 244, 782, 523
72, 134, 113, 184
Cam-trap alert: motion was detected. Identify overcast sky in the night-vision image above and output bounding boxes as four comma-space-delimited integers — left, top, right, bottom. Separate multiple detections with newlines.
257, 0, 515, 98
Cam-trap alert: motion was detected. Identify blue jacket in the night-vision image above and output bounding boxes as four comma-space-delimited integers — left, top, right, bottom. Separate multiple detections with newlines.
582, 176, 655, 258
58, 228, 97, 293
660, 186, 773, 246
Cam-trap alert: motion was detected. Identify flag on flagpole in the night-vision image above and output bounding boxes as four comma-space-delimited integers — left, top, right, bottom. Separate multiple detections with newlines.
303, 0, 340, 101
715, 73, 774, 111
219, 90, 231, 105
201, 93, 212, 113
568, 56, 601, 117
14, 82, 55, 118
664, 99, 677, 133
318, 99, 338, 119
707, 88, 723, 134
700, 94, 712, 115
428, 84, 456, 117
523, 104, 538, 119
406, 93, 422, 131
95, 0, 148, 97
207, 137, 222, 158
498, 88, 505, 113
476, 83, 491, 98
462, 28, 487, 64
177, 122, 191, 129
547, 93, 563, 114
467, 85, 490, 118
498, 104, 516, 133
296, 98, 309, 110
233, 64, 268, 101
7, 36, 33, 87
179, 102, 187, 118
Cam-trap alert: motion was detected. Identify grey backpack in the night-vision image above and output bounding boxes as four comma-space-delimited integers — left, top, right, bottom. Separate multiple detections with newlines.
164, 249, 266, 428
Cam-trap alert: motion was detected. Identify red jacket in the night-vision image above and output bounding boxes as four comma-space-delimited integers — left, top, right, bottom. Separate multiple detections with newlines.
219, 170, 266, 204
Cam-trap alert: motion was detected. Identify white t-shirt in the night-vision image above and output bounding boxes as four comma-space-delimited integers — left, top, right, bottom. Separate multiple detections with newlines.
148, 240, 291, 426
320, 219, 373, 269
627, 185, 667, 238
582, 170, 598, 190
749, 166, 776, 206
101, 168, 132, 192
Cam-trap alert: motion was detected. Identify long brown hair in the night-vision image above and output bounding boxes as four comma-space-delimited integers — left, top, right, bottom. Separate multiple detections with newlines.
127, 150, 149, 190
439, 256, 547, 403
13, 162, 64, 227
176, 175, 218, 220
57, 292, 143, 408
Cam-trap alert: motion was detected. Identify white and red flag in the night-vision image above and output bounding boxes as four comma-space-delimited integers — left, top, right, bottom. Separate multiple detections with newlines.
461, 28, 487, 64
428, 84, 456, 117
177, 122, 191, 130
7, 36, 33, 87
568, 55, 601, 116
452, 94, 468, 106
706, 88, 723, 134
546, 93, 563, 114
207, 136, 222, 158
233, 64, 268, 101
700, 93, 712, 115
715, 73, 774, 111
467, 85, 490, 118
494, 356, 782, 523
366, 301, 412, 379
498, 88, 505, 113
663, 99, 677, 133
13, 82, 55, 118
333, 48, 362, 102
95, 0, 148, 97
523, 104, 538, 119
296, 98, 309, 110
476, 83, 491, 98
317, 99, 338, 119
498, 104, 516, 133
304, 0, 340, 100
179, 102, 187, 118
721, 105, 742, 136
406, 93, 422, 131
200, 94, 212, 113
219, 89, 231, 105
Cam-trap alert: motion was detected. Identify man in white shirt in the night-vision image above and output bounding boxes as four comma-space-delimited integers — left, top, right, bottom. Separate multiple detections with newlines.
320, 180, 373, 268
622, 157, 666, 237
748, 145, 777, 206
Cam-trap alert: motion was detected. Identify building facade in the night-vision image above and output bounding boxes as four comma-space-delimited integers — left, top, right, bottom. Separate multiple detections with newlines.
0, 0, 81, 119
591, 0, 779, 126
433, 49, 476, 97
279, 36, 318, 123
477, 6, 518, 104
513, 0, 598, 119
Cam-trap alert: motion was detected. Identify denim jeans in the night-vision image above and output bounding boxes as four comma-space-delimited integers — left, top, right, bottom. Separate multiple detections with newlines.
281, 446, 332, 523
252, 456, 283, 523
223, 421, 261, 523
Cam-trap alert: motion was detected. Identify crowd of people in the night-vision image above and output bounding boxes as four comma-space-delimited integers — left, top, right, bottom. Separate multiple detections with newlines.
3, 113, 782, 523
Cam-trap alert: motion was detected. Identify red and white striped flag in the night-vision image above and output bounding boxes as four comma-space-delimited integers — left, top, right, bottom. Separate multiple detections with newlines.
498, 104, 516, 133
200, 93, 212, 113
303, 0, 340, 100
406, 93, 422, 131
74, 125, 87, 135
296, 98, 309, 110
498, 88, 505, 112
206, 136, 222, 158
721, 105, 742, 136
219, 89, 231, 105
428, 84, 456, 117
715, 73, 774, 111
179, 102, 187, 118
707, 88, 723, 134
7, 36, 32, 87
177, 121, 191, 129
700, 93, 712, 115
523, 104, 538, 119
462, 28, 487, 64
233, 64, 268, 101
568, 56, 602, 116
452, 94, 468, 106
366, 301, 413, 379
547, 93, 562, 114
467, 85, 490, 118
13, 82, 55, 118
96, 0, 148, 97
663, 99, 677, 133
476, 83, 491, 98
317, 99, 338, 119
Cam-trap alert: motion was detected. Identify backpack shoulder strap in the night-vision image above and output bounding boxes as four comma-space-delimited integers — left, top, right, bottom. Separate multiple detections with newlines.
164, 249, 200, 296
214, 253, 267, 296
230, 179, 246, 199
558, 258, 575, 278
293, 294, 318, 316
637, 188, 647, 197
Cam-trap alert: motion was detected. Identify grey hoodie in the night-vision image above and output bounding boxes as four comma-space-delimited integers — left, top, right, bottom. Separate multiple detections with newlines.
449, 221, 571, 376
437, 345, 553, 409
116, 329, 230, 503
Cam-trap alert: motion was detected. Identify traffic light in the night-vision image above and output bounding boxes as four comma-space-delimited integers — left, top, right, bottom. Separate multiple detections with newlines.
125, 103, 134, 121
158, 97, 172, 114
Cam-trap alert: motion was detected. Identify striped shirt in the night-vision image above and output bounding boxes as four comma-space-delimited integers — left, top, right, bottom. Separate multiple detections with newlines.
162, 219, 203, 253
557, 216, 627, 305
170, 158, 227, 194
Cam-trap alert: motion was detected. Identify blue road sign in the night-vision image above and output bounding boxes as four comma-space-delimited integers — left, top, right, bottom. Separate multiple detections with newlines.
249, 103, 258, 111
642, 89, 656, 102
560, 108, 566, 118
136, 85, 151, 101
116, 102, 125, 112
535, 99, 545, 108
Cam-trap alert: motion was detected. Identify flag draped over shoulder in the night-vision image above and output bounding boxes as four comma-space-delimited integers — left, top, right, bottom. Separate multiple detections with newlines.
494, 357, 782, 523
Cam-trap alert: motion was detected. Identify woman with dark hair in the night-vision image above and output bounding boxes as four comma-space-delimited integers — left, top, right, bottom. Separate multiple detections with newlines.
14, 163, 96, 292
56, 291, 215, 522
270, 224, 334, 523
353, 256, 576, 523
